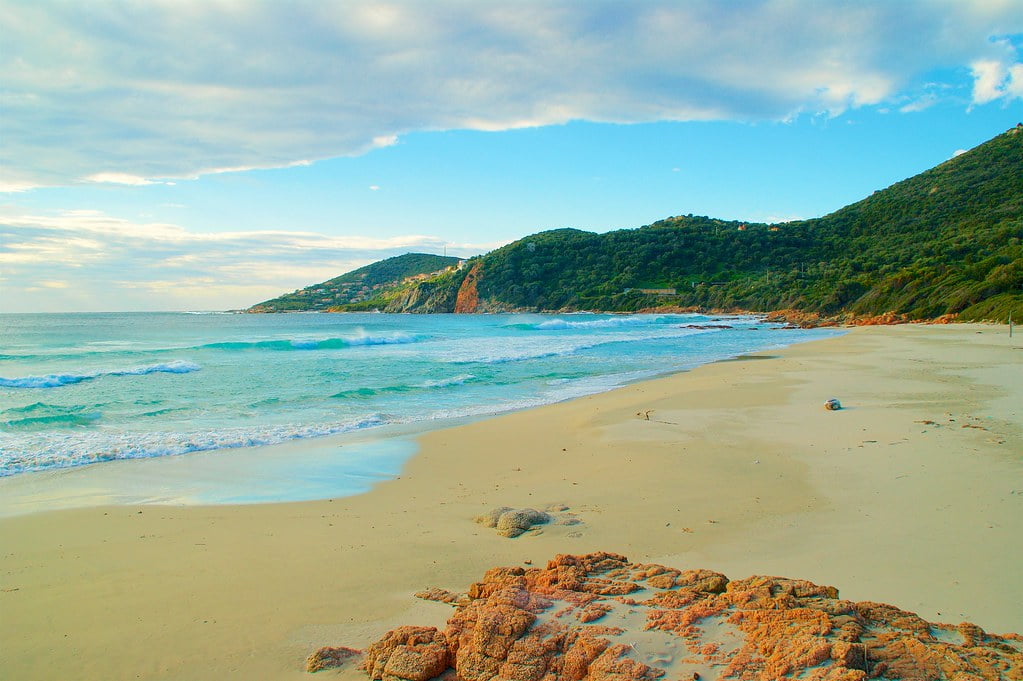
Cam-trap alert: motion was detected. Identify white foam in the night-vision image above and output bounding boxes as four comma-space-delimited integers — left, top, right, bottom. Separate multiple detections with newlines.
0, 414, 384, 475
416, 374, 476, 389
535, 315, 672, 330
0, 360, 201, 389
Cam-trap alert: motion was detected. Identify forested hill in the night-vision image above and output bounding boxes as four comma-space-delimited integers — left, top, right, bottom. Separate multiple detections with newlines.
248, 253, 461, 312
379, 125, 1021, 321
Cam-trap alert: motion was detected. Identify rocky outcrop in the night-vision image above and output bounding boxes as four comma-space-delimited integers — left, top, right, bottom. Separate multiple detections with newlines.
846, 311, 909, 326
763, 309, 843, 328
454, 263, 482, 313
313, 552, 1023, 680
363, 627, 452, 681
385, 275, 466, 313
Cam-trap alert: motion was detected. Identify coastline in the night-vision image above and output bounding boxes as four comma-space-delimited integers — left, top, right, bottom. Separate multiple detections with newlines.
0, 323, 1019, 680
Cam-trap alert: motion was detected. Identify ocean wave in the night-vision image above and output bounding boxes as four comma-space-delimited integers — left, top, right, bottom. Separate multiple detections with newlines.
0, 360, 200, 389
448, 328, 710, 364
533, 315, 675, 330
1, 402, 103, 430
416, 374, 476, 389
329, 374, 477, 400
0, 414, 386, 476
196, 332, 420, 352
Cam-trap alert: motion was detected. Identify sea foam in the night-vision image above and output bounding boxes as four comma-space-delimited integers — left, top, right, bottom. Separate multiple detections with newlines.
0, 360, 200, 389
196, 332, 420, 352
0, 414, 385, 476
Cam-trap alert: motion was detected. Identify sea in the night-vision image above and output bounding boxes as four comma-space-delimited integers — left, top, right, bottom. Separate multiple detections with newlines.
0, 312, 841, 508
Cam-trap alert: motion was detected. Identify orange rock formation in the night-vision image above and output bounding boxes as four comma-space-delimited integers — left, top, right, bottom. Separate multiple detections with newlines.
454, 263, 482, 313
310, 552, 1023, 680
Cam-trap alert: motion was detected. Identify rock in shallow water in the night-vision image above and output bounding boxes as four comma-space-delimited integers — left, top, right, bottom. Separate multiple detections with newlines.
313, 552, 1023, 680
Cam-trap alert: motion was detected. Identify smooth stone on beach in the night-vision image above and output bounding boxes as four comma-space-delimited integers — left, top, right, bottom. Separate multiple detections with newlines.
824, 398, 842, 410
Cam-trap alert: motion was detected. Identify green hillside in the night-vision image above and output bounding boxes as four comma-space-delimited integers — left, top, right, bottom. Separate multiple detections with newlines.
248, 253, 461, 312
386, 125, 1020, 321
251, 126, 1022, 321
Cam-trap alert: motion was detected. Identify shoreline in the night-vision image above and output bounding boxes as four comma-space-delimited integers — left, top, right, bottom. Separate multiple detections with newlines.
1, 324, 1020, 680
0, 318, 841, 513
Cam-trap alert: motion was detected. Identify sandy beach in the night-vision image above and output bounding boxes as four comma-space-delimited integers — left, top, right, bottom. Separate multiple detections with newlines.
1, 323, 1020, 680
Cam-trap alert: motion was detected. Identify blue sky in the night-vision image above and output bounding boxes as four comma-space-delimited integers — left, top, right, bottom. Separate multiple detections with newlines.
1, 1, 1022, 312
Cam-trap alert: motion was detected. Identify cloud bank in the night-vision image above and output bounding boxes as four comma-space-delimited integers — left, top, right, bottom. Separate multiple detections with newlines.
3, 0, 1021, 189
0, 211, 495, 311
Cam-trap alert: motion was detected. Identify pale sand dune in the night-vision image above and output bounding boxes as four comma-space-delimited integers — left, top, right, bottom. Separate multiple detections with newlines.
0, 324, 1019, 680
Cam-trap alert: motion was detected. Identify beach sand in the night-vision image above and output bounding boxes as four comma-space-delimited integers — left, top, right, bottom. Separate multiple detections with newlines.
1, 324, 1020, 680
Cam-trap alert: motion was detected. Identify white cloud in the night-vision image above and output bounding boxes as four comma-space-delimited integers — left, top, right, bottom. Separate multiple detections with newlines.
27, 280, 70, 290
2, 1, 1021, 189
85, 172, 164, 186
952, 148, 969, 158
0, 211, 500, 312
0, 180, 41, 193
968, 34, 1023, 106
1007, 63, 1023, 99
899, 94, 938, 113
971, 59, 1009, 104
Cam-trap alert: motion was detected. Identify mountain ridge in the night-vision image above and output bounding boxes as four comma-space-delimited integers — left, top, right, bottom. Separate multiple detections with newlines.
251, 126, 1023, 322
248, 253, 462, 312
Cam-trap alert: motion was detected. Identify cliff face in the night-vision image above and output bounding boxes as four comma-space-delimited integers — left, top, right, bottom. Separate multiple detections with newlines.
383, 267, 473, 313
384, 281, 455, 313
386, 262, 522, 313
454, 263, 481, 313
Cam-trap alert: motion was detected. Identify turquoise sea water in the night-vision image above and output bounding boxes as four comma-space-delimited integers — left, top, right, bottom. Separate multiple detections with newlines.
0, 312, 841, 479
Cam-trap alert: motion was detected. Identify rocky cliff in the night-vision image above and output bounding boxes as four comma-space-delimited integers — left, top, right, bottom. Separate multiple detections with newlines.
454, 263, 482, 313
308, 552, 1022, 680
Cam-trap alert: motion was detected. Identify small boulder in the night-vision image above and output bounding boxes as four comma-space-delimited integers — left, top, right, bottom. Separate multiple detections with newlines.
824, 398, 842, 411
496, 508, 551, 538
474, 507, 514, 528
475, 507, 551, 538
306, 646, 360, 673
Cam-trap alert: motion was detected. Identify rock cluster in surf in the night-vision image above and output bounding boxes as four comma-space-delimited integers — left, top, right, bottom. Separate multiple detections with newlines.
309, 552, 1023, 680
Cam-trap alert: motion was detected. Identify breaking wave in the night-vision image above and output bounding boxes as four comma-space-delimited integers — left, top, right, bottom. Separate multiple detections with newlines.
197, 332, 420, 352
0, 361, 201, 389
0, 414, 386, 476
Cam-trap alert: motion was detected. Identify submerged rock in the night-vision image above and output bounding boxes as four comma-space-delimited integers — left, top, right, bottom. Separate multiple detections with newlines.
320, 552, 1023, 680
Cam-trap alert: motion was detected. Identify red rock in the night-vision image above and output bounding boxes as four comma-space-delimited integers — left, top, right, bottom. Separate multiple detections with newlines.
416, 587, 465, 605
454, 263, 481, 313
363, 626, 450, 681
306, 645, 360, 672
318, 553, 1022, 681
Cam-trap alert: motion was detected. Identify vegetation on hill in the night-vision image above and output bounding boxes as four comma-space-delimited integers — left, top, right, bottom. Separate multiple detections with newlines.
248, 253, 462, 312
251, 127, 1022, 322
403, 126, 1021, 321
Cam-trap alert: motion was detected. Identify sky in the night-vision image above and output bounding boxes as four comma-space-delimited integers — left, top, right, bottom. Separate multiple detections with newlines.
1, 1, 1022, 313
